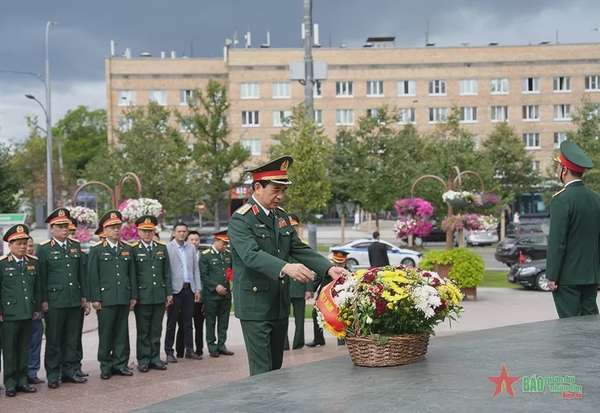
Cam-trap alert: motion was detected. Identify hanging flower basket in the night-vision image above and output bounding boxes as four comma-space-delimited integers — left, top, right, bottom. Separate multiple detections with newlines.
118, 198, 164, 241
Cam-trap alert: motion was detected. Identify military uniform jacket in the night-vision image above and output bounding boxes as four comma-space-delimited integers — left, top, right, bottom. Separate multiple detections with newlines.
88, 240, 137, 306
0, 254, 41, 321
229, 198, 333, 321
37, 238, 86, 309
547, 180, 600, 285
131, 240, 171, 305
200, 247, 232, 302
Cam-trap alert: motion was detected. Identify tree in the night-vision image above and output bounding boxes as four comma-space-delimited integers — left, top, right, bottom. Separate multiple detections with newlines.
177, 80, 250, 229
270, 105, 332, 223
480, 122, 538, 203
0, 143, 20, 212
85, 102, 194, 218
568, 100, 600, 191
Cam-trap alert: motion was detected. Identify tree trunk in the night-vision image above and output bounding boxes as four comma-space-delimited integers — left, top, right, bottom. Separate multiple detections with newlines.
375, 213, 380, 232
340, 213, 346, 244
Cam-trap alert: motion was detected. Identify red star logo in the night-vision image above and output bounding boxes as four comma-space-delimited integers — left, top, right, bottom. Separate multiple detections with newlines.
488, 364, 520, 398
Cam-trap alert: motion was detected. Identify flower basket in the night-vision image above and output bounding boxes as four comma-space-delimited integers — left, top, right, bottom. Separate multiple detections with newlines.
346, 333, 430, 367
434, 264, 452, 278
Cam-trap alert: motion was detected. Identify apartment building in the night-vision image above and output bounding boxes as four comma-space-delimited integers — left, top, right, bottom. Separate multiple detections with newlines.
106, 42, 600, 173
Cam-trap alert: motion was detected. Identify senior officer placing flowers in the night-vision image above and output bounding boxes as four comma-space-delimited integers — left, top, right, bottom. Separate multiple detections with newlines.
229, 156, 348, 376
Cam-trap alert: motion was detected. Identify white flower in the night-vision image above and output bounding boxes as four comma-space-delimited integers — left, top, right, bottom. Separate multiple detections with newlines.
412, 285, 442, 319
365, 316, 373, 324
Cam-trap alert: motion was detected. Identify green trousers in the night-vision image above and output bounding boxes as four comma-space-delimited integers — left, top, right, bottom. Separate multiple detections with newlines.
552, 285, 599, 318
76, 307, 85, 372
290, 297, 306, 349
2, 320, 32, 391
45, 306, 81, 383
205, 298, 231, 354
97, 305, 130, 375
240, 318, 288, 376
134, 304, 165, 367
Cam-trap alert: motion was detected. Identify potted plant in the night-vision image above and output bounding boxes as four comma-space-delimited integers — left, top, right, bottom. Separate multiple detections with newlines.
316, 265, 463, 367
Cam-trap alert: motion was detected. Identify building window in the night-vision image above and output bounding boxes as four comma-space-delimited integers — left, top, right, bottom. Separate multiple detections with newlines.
366, 80, 384, 97
240, 138, 262, 156
314, 109, 323, 126
117, 90, 135, 106
428, 80, 447, 96
117, 117, 133, 132
272, 110, 292, 127
460, 107, 478, 123
397, 80, 416, 96
522, 77, 540, 94
553, 104, 572, 121
429, 107, 448, 123
272, 82, 291, 99
179, 90, 194, 106
459, 79, 478, 96
491, 106, 508, 122
522, 133, 540, 149
366, 108, 379, 119
336, 109, 354, 126
522, 105, 540, 121
398, 108, 416, 124
148, 90, 167, 106
314, 80, 322, 98
490, 78, 509, 95
585, 75, 600, 91
532, 160, 541, 172
240, 83, 260, 99
336, 81, 353, 97
242, 111, 260, 127
554, 132, 568, 148
553, 76, 571, 92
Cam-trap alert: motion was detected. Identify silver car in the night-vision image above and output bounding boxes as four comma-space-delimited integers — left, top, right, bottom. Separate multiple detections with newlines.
465, 229, 499, 247
330, 239, 422, 270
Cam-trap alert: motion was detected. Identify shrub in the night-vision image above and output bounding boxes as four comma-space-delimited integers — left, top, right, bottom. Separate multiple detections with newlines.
419, 248, 484, 288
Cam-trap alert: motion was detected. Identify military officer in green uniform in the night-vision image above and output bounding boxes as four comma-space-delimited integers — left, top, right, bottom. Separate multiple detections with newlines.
37, 208, 88, 388
200, 229, 235, 358
88, 210, 137, 379
131, 215, 172, 372
547, 141, 600, 318
0, 224, 41, 397
229, 156, 348, 376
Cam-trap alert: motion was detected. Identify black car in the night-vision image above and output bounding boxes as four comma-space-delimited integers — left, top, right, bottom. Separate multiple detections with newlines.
507, 260, 550, 291
495, 234, 547, 267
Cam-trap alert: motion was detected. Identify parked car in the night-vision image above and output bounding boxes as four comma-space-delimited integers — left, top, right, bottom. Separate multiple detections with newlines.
507, 260, 550, 291
330, 239, 422, 270
465, 229, 499, 247
495, 234, 547, 267
506, 222, 544, 238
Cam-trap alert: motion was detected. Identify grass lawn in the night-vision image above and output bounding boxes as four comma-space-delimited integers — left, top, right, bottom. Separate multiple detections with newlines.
480, 270, 519, 289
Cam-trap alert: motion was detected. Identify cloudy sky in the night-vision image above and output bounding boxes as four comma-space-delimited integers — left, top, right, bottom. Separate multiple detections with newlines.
1, 0, 600, 144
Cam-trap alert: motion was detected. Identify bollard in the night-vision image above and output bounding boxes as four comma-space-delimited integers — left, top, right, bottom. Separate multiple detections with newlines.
307, 223, 317, 250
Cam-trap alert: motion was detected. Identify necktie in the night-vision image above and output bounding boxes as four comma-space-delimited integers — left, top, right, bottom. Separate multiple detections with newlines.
270, 210, 276, 228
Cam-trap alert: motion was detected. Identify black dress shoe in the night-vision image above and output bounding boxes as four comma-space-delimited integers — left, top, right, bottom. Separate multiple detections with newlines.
209, 352, 220, 358
113, 369, 134, 376
292, 345, 305, 350
149, 362, 167, 371
28, 376, 45, 384
306, 341, 325, 347
100, 373, 111, 380
77, 370, 90, 378
185, 351, 202, 360
48, 381, 60, 389
195, 350, 203, 357
63, 375, 88, 383
5, 389, 17, 397
219, 348, 234, 356
137, 365, 149, 373
166, 354, 178, 363
17, 384, 37, 393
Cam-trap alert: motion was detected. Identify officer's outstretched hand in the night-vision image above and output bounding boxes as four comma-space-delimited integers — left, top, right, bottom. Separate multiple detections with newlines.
328, 266, 350, 281
282, 263, 315, 283
547, 280, 558, 291
92, 301, 102, 311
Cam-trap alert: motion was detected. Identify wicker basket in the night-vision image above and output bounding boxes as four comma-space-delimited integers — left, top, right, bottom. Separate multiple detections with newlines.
346, 333, 430, 367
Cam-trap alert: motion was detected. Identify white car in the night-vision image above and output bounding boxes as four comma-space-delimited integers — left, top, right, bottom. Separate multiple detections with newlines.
330, 239, 422, 270
464, 229, 499, 247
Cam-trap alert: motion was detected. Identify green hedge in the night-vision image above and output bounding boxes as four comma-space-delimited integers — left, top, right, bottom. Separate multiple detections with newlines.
419, 248, 484, 288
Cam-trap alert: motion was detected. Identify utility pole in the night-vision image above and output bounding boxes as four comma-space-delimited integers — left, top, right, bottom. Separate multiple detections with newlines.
45, 21, 56, 212
303, 0, 314, 120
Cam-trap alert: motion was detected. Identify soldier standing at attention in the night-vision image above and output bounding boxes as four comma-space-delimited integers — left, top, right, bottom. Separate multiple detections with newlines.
26, 237, 45, 386
131, 215, 172, 372
37, 208, 88, 388
88, 210, 137, 379
229, 156, 348, 376
0, 224, 41, 397
200, 230, 234, 358
547, 141, 600, 318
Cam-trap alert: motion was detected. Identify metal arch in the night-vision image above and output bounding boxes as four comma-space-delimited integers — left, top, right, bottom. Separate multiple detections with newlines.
410, 175, 448, 197
115, 172, 143, 206
453, 170, 485, 192
72, 181, 116, 207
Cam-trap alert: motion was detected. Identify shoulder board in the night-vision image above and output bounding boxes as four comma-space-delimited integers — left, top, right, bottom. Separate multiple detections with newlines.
552, 188, 566, 198
0, 255, 7, 261
202, 249, 211, 255
27, 254, 38, 260
235, 203, 252, 215
40, 239, 51, 246
68, 237, 80, 244
155, 240, 166, 245
130, 241, 140, 247
277, 206, 286, 212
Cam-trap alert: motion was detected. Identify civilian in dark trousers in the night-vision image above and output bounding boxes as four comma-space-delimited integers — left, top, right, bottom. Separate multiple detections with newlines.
367, 231, 390, 267
27, 318, 44, 384
175, 302, 204, 357
164, 223, 202, 362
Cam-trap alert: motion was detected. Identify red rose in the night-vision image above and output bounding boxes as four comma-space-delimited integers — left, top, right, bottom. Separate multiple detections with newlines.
375, 299, 387, 316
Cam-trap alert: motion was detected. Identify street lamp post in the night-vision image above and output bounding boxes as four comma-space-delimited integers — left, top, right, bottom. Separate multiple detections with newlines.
44, 21, 56, 212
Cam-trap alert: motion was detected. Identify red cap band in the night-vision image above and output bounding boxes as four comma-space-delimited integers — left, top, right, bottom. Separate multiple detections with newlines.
559, 154, 585, 173
252, 170, 288, 182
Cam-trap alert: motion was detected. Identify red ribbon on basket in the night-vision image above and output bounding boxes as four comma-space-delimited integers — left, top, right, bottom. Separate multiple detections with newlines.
315, 280, 346, 334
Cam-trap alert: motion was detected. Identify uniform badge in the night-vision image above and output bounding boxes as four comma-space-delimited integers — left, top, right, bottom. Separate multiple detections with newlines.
251, 204, 260, 216
70, 248, 78, 253
27, 265, 35, 271
121, 251, 130, 257
156, 251, 164, 256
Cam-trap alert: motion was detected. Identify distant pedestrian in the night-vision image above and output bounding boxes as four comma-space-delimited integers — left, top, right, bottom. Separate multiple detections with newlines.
368, 231, 389, 267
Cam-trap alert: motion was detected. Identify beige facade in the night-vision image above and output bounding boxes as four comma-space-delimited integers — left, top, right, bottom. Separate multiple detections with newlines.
106, 43, 600, 173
